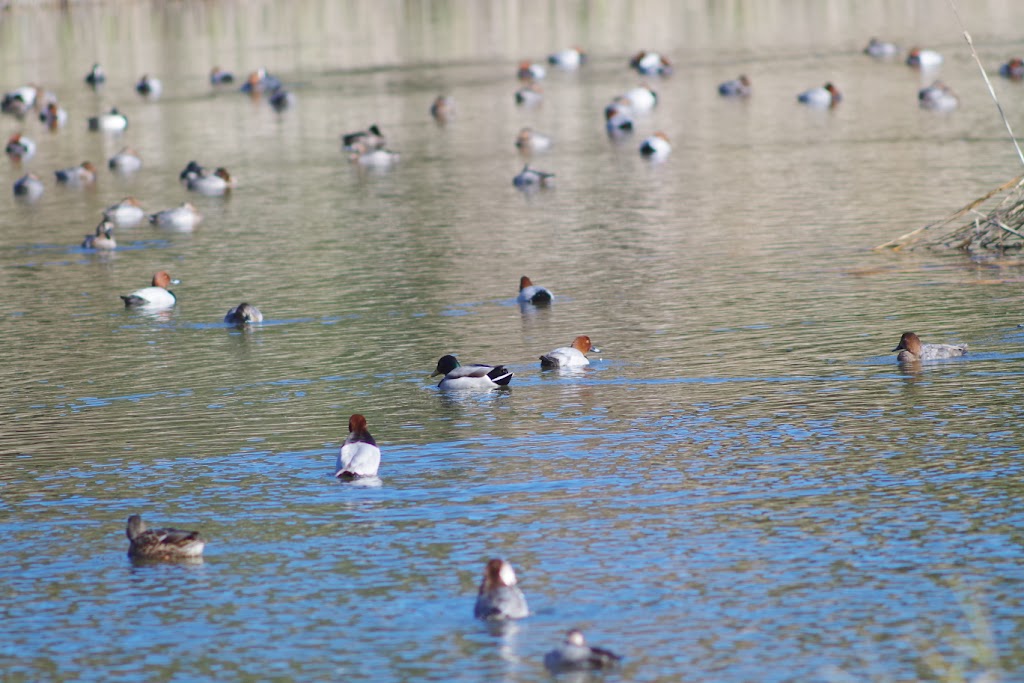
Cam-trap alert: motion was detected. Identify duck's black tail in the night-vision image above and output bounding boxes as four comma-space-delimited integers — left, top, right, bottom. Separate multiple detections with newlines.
488, 366, 514, 386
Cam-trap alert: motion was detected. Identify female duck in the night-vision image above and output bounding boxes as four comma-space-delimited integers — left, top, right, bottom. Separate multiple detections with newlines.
104, 197, 146, 227
515, 127, 553, 153
335, 414, 381, 478
474, 558, 529, 620
863, 38, 900, 59
108, 147, 142, 174
120, 271, 178, 309
718, 74, 752, 97
893, 332, 967, 363
126, 514, 204, 560
149, 203, 203, 231
518, 275, 553, 305
544, 630, 622, 672
540, 335, 599, 368
54, 161, 98, 187
432, 355, 513, 390
797, 82, 841, 108
81, 220, 116, 250
224, 303, 263, 325
430, 95, 456, 123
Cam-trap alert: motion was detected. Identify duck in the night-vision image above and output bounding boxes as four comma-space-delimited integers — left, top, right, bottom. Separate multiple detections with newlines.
639, 132, 671, 159
544, 630, 622, 672
1000, 58, 1024, 80
893, 332, 967, 363
1, 85, 38, 116
108, 147, 142, 174
81, 220, 116, 250
87, 107, 128, 132
120, 271, 178, 309
797, 82, 841, 108
341, 124, 386, 154
630, 50, 673, 76
85, 63, 106, 87
209, 66, 235, 85
518, 275, 553, 305
135, 74, 162, 99
39, 101, 67, 129
540, 335, 599, 368
432, 355, 513, 390
514, 82, 543, 107
334, 413, 381, 478
186, 167, 235, 195
918, 81, 959, 111
12, 172, 44, 200
224, 302, 263, 325
126, 514, 204, 560
240, 67, 282, 95
624, 85, 658, 113
474, 559, 529, 621
149, 203, 203, 231
863, 38, 900, 59
430, 95, 456, 123
547, 46, 586, 70
350, 148, 400, 168
604, 101, 634, 136
718, 74, 752, 97
513, 164, 554, 189
906, 47, 943, 69
103, 197, 146, 227
269, 87, 295, 111
515, 127, 553, 153
517, 60, 546, 82
5, 133, 35, 160
54, 161, 98, 187
178, 160, 206, 183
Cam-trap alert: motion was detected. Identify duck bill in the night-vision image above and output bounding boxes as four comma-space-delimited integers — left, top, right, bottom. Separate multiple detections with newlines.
430, 370, 442, 377
589, 346, 601, 353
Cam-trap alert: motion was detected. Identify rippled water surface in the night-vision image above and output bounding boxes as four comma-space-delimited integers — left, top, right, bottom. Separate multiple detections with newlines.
3, 1, 1024, 681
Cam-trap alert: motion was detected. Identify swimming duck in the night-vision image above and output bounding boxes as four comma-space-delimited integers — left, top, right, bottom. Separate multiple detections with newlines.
1, 85, 38, 116
544, 630, 622, 672
5, 133, 35, 160
1000, 58, 1024, 80
224, 302, 263, 325
186, 167, 235, 195
81, 220, 116, 250
350, 148, 400, 168
797, 82, 841, 108
12, 172, 44, 200
514, 82, 543, 108
335, 413, 381, 478
178, 160, 206, 183
432, 355, 513, 390
120, 271, 178, 309
918, 81, 959, 111
513, 164, 554, 189
88, 107, 128, 132
718, 74, 752, 97
518, 275, 553, 305
547, 46, 586, 70
240, 68, 282, 94
893, 332, 967, 363
108, 147, 142, 174
103, 197, 146, 227
210, 66, 235, 85
540, 335, 599, 368
604, 101, 634, 135
269, 87, 295, 111
906, 47, 943, 69
474, 559, 529, 620
517, 60, 546, 82
149, 203, 203, 231
135, 74, 162, 99
341, 124, 386, 154
430, 95, 456, 123
39, 101, 67, 129
126, 514, 204, 560
85, 63, 106, 87
639, 132, 671, 159
54, 161, 98, 187
630, 50, 673, 77
515, 127, 553, 153
863, 38, 900, 59
624, 85, 658, 113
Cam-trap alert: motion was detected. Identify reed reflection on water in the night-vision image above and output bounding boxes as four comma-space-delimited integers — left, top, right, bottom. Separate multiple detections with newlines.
2, 1, 1024, 681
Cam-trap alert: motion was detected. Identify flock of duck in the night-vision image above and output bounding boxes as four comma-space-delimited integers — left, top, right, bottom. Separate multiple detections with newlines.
4, 38, 985, 674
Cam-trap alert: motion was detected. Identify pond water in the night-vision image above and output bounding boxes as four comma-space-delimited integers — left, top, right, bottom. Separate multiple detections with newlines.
2, 0, 1024, 680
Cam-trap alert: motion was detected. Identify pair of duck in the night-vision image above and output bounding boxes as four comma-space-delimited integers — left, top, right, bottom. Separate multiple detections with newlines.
118, 271, 261, 327
430, 334, 599, 390
475, 558, 622, 671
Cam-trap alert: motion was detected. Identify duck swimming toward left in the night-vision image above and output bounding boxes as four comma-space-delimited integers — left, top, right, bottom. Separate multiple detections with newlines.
126, 514, 205, 560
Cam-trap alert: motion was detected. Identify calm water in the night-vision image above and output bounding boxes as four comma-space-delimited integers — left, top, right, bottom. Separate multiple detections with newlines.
3, 0, 1024, 681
